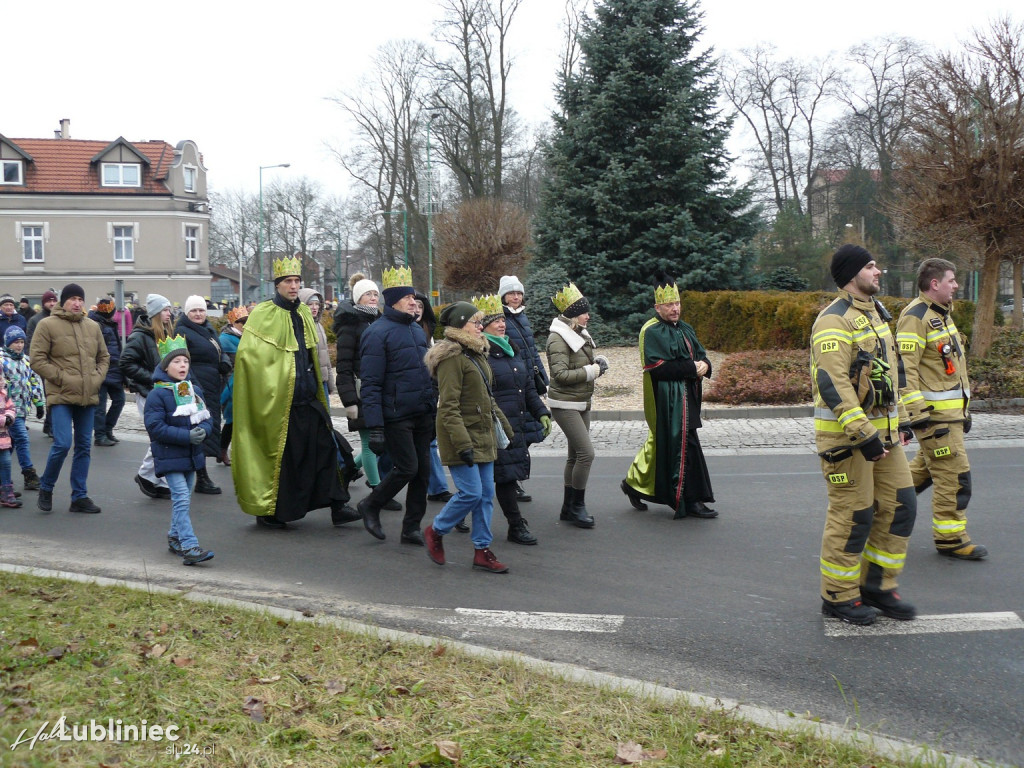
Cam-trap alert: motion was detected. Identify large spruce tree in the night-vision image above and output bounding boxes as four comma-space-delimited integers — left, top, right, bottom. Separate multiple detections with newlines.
534, 0, 759, 332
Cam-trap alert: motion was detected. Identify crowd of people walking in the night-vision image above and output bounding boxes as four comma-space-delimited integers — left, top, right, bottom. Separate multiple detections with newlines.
2, 248, 987, 619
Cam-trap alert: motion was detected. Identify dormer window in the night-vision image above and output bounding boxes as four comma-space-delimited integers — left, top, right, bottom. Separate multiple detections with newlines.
183, 165, 197, 193
1, 160, 23, 185
101, 162, 141, 187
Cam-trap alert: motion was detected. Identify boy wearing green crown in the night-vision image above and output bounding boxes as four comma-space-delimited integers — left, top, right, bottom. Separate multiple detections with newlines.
144, 335, 214, 565
232, 257, 357, 528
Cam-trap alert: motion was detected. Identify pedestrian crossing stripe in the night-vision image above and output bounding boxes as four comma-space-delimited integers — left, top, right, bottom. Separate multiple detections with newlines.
444, 608, 625, 633
824, 611, 1024, 637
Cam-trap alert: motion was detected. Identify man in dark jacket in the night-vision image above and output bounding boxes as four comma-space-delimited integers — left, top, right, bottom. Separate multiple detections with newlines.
356, 267, 435, 544
88, 297, 125, 447
27, 289, 58, 437
28, 283, 109, 514
0, 294, 27, 339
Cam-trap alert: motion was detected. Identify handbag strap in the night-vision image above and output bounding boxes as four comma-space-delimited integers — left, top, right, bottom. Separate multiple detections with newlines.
463, 351, 495, 398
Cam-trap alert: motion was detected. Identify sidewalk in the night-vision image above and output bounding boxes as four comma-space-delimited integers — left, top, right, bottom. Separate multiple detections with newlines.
104, 396, 1024, 459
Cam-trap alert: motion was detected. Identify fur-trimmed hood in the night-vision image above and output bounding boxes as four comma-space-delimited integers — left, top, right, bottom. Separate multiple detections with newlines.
424, 326, 489, 378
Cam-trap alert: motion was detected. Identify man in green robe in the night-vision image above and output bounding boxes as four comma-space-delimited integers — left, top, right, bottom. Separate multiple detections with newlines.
621, 273, 717, 519
232, 257, 358, 528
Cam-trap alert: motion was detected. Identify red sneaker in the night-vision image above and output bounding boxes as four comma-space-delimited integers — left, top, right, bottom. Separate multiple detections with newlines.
472, 547, 509, 574
425, 525, 445, 565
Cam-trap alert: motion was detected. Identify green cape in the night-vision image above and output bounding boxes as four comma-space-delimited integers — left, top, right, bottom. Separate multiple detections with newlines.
231, 299, 328, 516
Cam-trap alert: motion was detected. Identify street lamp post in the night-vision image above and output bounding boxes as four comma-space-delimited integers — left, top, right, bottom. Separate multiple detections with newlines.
258, 163, 290, 300
374, 209, 408, 266
426, 112, 439, 305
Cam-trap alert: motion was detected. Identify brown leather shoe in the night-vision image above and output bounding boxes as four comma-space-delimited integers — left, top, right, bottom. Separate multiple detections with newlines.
472, 547, 509, 573
425, 525, 445, 565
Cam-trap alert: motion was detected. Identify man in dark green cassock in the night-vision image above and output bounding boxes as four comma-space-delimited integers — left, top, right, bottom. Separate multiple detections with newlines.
621, 272, 717, 519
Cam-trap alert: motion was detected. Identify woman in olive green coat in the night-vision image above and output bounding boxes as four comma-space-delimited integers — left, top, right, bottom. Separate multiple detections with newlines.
423, 302, 514, 574
545, 282, 608, 529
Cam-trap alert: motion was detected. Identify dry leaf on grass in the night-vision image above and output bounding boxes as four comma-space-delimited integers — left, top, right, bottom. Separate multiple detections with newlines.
171, 656, 194, 668
614, 740, 668, 764
432, 643, 447, 657
242, 696, 265, 722
325, 680, 346, 695
435, 740, 463, 762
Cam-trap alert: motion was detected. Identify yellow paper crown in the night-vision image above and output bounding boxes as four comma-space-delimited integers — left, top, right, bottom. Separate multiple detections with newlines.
273, 256, 301, 280
157, 334, 188, 359
471, 294, 503, 318
381, 266, 413, 289
654, 281, 680, 305
552, 282, 585, 314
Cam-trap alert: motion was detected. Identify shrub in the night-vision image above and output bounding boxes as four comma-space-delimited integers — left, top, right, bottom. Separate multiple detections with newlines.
706, 349, 810, 405
969, 328, 1024, 399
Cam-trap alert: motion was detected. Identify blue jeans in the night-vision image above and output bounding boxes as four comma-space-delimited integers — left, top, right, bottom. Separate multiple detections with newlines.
40, 404, 94, 500
165, 471, 199, 551
94, 383, 126, 438
9, 415, 33, 472
0, 446, 11, 486
427, 438, 450, 496
431, 461, 494, 549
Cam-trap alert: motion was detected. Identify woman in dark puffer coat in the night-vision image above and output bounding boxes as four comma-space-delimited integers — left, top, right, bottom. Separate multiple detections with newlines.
175, 296, 231, 494
480, 296, 550, 545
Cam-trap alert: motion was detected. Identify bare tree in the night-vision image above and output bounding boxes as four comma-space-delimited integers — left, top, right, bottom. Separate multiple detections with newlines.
265, 178, 335, 289
558, 0, 587, 91
721, 46, 841, 215
430, 0, 522, 200
890, 17, 1024, 357
208, 188, 259, 272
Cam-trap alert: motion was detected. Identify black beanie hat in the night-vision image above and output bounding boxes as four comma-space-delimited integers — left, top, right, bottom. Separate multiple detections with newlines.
439, 301, 482, 328
59, 283, 85, 305
830, 244, 873, 288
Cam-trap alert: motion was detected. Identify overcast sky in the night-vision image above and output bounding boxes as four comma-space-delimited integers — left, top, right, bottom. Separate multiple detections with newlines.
7, 0, 1016, 198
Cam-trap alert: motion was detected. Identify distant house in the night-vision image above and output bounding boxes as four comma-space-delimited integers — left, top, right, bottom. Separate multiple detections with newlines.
807, 166, 881, 241
0, 119, 211, 307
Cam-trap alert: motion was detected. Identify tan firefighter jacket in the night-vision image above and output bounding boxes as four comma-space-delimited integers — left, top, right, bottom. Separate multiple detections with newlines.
811, 290, 907, 453
896, 294, 970, 426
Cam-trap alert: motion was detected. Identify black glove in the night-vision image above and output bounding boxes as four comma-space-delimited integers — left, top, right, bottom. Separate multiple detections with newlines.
859, 436, 886, 461
898, 424, 914, 444
4, 414, 12, 427
963, 416, 972, 435
458, 448, 475, 467
368, 428, 386, 455
189, 427, 206, 445
36, 405, 45, 420
218, 360, 233, 375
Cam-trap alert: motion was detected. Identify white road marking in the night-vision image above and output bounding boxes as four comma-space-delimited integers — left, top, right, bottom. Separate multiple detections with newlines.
443, 608, 625, 633
824, 611, 1024, 637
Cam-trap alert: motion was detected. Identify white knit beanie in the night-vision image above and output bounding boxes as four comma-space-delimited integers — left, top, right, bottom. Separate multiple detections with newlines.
184, 295, 207, 314
146, 293, 171, 317
351, 278, 379, 305
498, 275, 525, 300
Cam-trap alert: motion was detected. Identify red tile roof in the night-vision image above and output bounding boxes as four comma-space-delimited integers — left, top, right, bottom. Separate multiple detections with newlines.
4, 137, 176, 195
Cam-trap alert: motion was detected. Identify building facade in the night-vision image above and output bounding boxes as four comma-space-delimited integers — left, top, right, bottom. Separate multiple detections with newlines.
0, 120, 211, 307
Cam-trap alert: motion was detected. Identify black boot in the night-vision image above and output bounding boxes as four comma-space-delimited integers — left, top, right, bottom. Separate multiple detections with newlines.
508, 518, 537, 545
566, 488, 595, 529
558, 486, 573, 520
195, 468, 222, 495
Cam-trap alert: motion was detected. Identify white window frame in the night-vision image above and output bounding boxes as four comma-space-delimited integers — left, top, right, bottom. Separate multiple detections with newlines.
108, 222, 139, 262
101, 162, 141, 187
183, 165, 197, 193
20, 223, 47, 262
184, 224, 200, 261
1, 160, 23, 185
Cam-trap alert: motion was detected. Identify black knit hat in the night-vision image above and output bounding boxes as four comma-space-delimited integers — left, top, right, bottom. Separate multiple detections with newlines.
59, 283, 85, 305
830, 244, 873, 288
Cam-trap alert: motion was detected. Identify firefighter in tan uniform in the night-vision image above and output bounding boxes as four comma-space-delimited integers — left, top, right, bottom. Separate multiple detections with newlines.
811, 245, 917, 625
896, 258, 988, 561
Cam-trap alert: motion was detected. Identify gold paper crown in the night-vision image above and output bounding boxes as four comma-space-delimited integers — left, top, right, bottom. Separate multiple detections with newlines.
227, 305, 249, 324
157, 334, 189, 359
552, 282, 585, 314
381, 266, 413, 289
654, 281, 680, 305
273, 256, 301, 280
471, 294, 503, 318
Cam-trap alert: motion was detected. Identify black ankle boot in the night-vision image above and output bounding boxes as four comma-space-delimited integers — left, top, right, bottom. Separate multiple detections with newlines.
195, 468, 222, 495
559, 486, 573, 520
567, 488, 595, 528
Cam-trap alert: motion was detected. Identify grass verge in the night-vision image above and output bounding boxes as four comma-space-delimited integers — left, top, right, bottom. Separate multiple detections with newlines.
2, 571, 933, 767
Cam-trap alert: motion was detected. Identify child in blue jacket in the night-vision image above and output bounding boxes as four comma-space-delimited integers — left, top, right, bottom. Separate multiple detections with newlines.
144, 336, 214, 565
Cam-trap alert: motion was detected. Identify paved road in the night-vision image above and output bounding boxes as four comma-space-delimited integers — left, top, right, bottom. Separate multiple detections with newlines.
2, 412, 1022, 766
